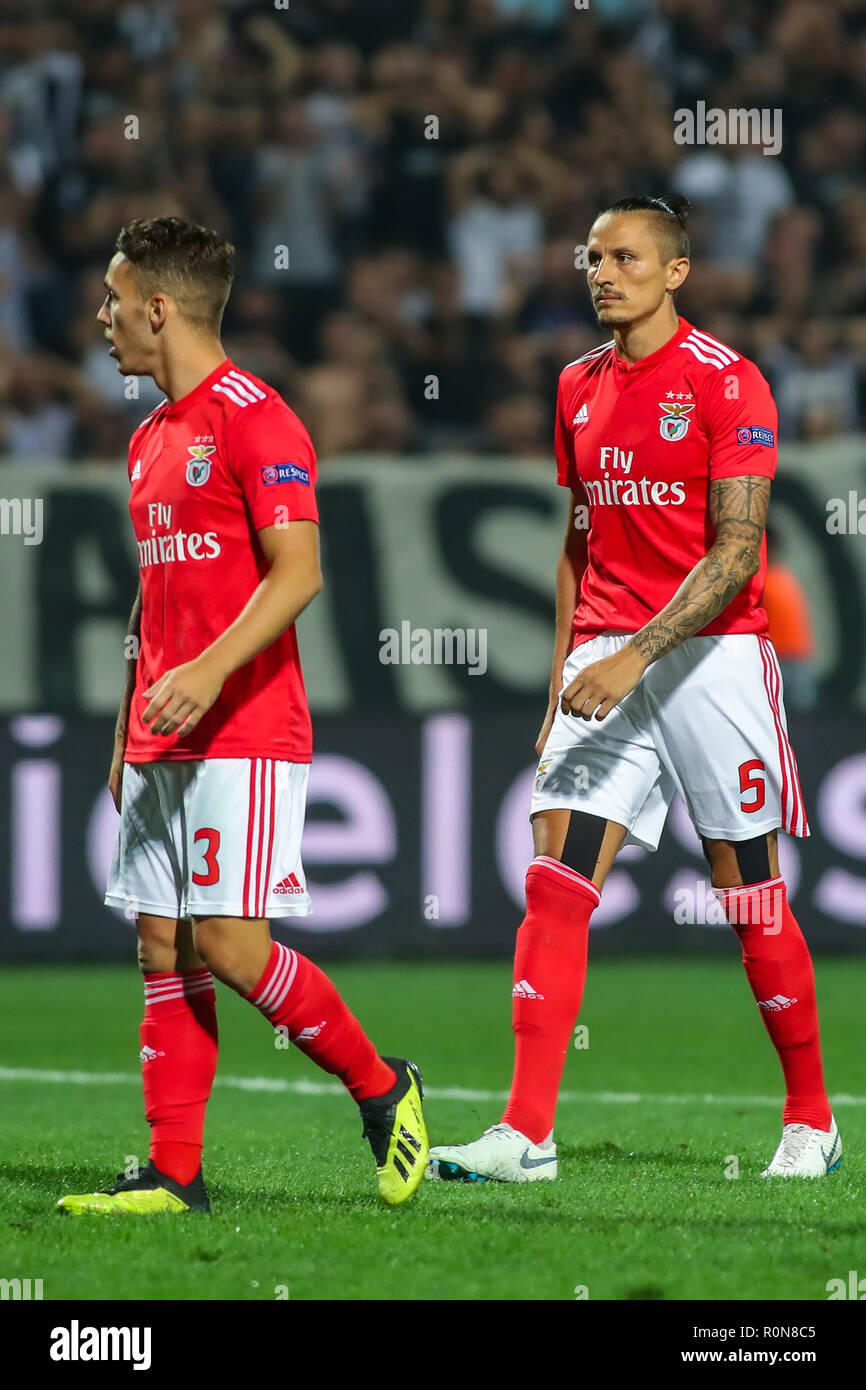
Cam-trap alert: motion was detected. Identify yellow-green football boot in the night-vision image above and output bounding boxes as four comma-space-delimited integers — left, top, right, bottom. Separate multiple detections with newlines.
359, 1057, 428, 1205
57, 1161, 210, 1215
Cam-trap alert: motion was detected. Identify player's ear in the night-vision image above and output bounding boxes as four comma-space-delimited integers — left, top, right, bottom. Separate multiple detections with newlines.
667, 257, 690, 292
149, 294, 169, 330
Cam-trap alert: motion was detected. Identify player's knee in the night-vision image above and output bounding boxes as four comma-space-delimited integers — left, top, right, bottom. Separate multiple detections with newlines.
137, 916, 179, 973
191, 929, 233, 983
191, 921, 250, 991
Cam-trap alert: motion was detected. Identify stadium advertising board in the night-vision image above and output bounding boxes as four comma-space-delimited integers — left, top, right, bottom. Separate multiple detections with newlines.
1, 712, 864, 960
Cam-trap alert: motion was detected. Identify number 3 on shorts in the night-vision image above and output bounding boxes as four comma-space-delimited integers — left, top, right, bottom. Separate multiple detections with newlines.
738, 759, 766, 814
193, 827, 221, 885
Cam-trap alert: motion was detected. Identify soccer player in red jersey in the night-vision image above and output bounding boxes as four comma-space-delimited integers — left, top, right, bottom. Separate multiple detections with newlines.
57, 217, 427, 1214
429, 195, 840, 1184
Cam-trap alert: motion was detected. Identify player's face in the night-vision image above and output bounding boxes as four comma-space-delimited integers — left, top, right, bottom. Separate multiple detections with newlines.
586, 213, 686, 327
97, 253, 152, 375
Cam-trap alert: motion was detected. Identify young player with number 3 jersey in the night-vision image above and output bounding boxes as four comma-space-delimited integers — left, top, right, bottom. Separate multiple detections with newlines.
57, 218, 428, 1216
429, 195, 839, 1186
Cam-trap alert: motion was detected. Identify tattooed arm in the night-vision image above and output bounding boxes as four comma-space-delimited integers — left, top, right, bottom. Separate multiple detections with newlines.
631, 474, 770, 664
560, 476, 770, 720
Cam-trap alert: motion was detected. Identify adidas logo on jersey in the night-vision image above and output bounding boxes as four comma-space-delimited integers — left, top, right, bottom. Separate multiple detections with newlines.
273, 873, 304, 895
130, 459, 141, 481
512, 979, 545, 1000
139, 1044, 165, 1062
757, 994, 798, 1011
572, 404, 589, 426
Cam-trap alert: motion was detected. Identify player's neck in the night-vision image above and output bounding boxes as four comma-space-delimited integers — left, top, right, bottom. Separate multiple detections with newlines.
153, 341, 229, 405
613, 307, 680, 366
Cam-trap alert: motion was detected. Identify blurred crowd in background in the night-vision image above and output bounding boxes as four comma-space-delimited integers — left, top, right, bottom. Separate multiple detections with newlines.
0, 0, 864, 462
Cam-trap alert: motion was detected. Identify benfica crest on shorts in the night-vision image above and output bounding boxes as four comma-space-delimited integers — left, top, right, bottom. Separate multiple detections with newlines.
658, 400, 695, 441
186, 443, 216, 485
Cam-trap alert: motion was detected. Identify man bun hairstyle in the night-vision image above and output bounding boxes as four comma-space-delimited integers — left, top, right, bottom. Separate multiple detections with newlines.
602, 194, 691, 262
116, 216, 236, 334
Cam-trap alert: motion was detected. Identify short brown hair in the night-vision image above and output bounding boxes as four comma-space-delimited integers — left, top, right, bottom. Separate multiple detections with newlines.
600, 195, 691, 263
116, 216, 236, 333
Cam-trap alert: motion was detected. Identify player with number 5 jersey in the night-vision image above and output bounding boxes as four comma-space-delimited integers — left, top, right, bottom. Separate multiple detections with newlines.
57, 217, 428, 1218
429, 195, 839, 1187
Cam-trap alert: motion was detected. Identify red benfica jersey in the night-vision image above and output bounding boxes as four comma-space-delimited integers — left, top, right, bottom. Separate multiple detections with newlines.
124, 359, 318, 764
554, 317, 778, 644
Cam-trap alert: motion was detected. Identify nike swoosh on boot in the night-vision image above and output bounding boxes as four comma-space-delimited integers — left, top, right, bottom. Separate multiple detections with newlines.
519, 1148, 557, 1171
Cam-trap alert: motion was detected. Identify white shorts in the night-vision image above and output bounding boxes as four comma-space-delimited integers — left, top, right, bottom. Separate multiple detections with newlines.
530, 633, 808, 851
105, 758, 313, 920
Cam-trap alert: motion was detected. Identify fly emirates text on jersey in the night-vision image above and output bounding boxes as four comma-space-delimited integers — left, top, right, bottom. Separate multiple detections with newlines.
137, 501, 221, 568
584, 445, 687, 507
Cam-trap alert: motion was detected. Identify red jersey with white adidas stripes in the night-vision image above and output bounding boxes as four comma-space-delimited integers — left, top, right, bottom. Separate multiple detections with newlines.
554, 317, 778, 643
124, 358, 318, 763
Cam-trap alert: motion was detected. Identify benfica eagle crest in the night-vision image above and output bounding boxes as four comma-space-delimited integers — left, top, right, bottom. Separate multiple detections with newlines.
185, 443, 216, 486
658, 400, 695, 442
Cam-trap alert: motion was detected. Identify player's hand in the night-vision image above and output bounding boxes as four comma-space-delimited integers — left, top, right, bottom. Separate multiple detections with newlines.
560, 644, 648, 721
142, 656, 226, 739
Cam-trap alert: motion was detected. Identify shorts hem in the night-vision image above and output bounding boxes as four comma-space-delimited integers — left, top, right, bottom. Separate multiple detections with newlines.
529, 795, 661, 853
104, 893, 181, 917
693, 820, 811, 842
260, 905, 315, 919
185, 901, 314, 919
105, 893, 316, 919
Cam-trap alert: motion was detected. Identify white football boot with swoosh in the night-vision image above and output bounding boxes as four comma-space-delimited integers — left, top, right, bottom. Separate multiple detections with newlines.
761, 1115, 842, 1177
427, 1123, 557, 1183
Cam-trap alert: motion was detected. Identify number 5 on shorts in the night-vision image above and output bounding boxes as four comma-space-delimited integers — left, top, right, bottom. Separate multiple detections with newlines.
738, 759, 766, 813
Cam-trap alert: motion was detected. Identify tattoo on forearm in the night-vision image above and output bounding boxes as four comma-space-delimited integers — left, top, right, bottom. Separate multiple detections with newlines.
632, 476, 771, 664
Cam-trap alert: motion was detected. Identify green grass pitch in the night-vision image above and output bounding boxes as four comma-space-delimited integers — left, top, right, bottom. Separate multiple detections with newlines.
0, 957, 863, 1301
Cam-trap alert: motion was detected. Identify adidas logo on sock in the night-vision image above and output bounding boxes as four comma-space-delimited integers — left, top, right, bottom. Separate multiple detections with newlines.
273, 873, 304, 895
293, 1020, 327, 1042
757, 994, 798, 1011
512, 979, 545, 1000
139, 1044, 165, 1062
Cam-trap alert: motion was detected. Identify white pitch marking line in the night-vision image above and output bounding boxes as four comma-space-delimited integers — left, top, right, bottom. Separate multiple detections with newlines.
0, 1067, 864, 1108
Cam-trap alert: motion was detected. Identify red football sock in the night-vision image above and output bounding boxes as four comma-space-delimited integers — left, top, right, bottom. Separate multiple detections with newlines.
141, 969, 218, 1185
246, 942, 396, 1102
714, 877, 832, 1129
501, 856, 599, 1144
